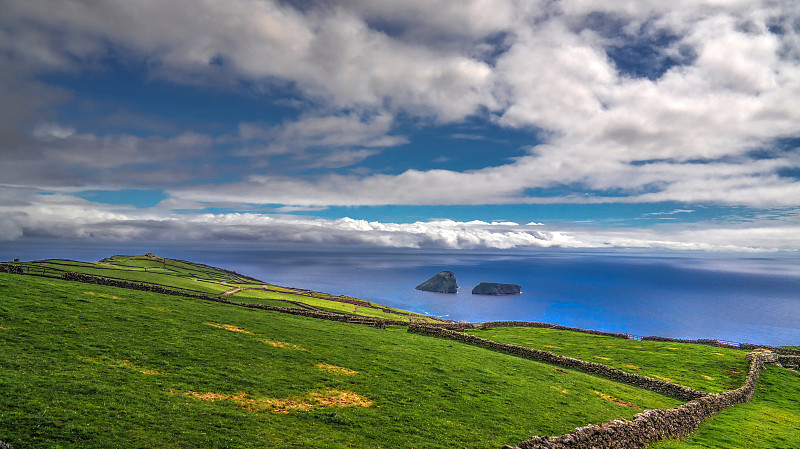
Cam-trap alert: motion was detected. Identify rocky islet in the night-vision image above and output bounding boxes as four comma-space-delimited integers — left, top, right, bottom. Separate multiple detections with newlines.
415, 271, 459, 293
415, 272, 521, 295
471, 282, 521, 295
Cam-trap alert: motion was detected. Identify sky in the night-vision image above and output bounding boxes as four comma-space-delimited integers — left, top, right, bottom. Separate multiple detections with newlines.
1, 0, 800, 252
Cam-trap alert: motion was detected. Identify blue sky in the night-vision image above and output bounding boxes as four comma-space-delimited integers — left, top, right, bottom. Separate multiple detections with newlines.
1, 0, 800, 251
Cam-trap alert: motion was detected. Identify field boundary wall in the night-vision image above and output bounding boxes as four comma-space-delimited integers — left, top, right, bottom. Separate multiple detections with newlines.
512, 352, 766, 449
406, 324, 768, 449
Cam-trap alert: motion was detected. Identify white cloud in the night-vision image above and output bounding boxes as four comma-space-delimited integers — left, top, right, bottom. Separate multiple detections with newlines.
645, 209, 694, 216
0, 188, 575, 248
0, 187, 797, 251
1, 0, 498, 121
232, 112, 407, 168
1, 0, 800, 215
1, 185, 798, 251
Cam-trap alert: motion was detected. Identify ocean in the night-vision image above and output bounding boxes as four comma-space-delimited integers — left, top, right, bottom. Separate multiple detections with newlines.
2, 240, 799, 347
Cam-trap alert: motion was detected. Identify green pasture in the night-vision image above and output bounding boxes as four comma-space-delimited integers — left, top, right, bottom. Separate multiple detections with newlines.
467, 326, 750, 393
227, 288, 436, 322
9, 255, 429, 322
0, 273, 682, 449
652, 366, 800, 448
2, 254, 798, 449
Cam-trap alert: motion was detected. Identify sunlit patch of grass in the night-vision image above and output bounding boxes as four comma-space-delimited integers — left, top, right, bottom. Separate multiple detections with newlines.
205, 322, 252, 333
178, 389, 374, 413
316, 363, 358, 376
84, 291, 122, 299
262, 339, 309, 351
592, 390, 641, 409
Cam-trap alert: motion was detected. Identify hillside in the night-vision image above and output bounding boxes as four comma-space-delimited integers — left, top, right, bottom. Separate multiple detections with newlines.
0, 255, 797, 448
11, 254, 444, 323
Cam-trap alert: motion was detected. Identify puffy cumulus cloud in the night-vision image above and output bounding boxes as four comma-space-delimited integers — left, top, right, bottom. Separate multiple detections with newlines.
1, 0, 497, 121
1, 0, 800, 211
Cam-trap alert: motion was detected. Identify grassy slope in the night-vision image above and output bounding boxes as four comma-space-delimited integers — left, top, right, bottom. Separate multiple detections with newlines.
14, 255, 441, 322
230, 288, 417, 320
652, 366, 800, 448
466, 327, 750, 393
468, 327, 800, 447
0, 273, 682, 449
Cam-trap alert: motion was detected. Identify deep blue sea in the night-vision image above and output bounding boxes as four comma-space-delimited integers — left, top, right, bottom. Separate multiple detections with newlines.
2, 240, 799, 347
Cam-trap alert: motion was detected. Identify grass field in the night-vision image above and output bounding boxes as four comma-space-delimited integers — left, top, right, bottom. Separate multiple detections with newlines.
652, 365, 800, 448
11, 254, 441, 323
1, 255, 798, 448
0, 272, 683, 448
466, 327, 750, 393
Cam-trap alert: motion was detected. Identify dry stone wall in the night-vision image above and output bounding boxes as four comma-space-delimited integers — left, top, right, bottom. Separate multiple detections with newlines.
778, 355, 800, 369
643, 336, 800, 356
406, 324, 769, 449
479, 321, 631, 339
511, 353, 766, 449
480, 321, 800, 356
0, 263, 23, 274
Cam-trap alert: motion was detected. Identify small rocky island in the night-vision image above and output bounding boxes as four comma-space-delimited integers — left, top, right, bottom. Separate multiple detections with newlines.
471, 282, 521, 295
415, 271, 458, 293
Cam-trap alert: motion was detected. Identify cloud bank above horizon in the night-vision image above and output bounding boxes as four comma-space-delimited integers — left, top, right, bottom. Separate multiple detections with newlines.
2, 189, 798, 252
1, 0, 799, 251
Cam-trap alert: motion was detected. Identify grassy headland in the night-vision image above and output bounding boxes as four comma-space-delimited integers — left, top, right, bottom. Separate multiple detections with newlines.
0, 255, 798, 448
13, 254, 441, 323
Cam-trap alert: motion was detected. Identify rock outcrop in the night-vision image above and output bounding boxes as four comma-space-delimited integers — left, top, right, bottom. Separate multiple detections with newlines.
415, 271, 458, 293
471, 282, 521, 295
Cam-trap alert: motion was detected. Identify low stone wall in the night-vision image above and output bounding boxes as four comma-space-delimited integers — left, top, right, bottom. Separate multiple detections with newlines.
0, 263, 23, 274
478, 321, 631, 339
641, 335, 739, 348
512, 353, 766, 449
407, 325, 705, 401
406, 325, 769, 449
743, 344, 800, 356
643, 336, 800, 356
476, 321, 800, 356
60, 272, 406, 328
778, 355, 800, 369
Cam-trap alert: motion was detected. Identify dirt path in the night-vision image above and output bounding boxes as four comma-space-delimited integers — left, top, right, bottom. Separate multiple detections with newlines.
221, 288, 243, 296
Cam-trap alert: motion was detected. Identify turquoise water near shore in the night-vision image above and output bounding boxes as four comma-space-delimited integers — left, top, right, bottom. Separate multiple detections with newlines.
2, 240, 799, 346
